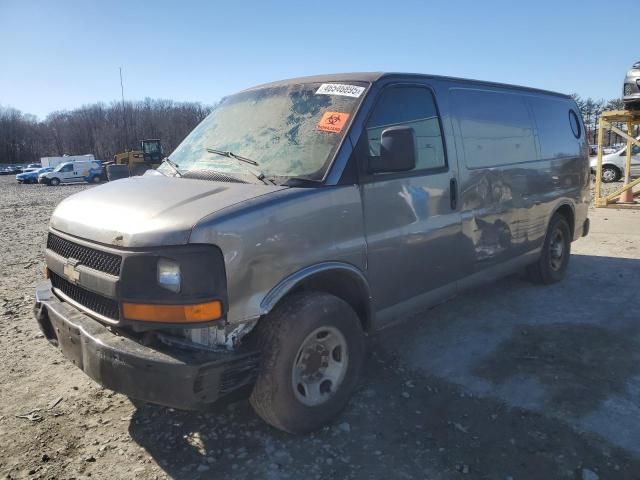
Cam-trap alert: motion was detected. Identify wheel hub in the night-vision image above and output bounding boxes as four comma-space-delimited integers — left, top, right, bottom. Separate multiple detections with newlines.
292, 326, 348, 406
298, 343, 329, 381
603, 169, 617, 182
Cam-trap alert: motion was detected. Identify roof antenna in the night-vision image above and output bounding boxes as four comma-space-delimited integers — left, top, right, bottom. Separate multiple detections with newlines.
120, 67, 129, 151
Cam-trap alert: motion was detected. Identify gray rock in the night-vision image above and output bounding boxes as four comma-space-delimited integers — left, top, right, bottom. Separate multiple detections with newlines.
196, 464, 210, 473
581, 468, 599, 480
274, 450, 288, 458
337, 422, 351, 433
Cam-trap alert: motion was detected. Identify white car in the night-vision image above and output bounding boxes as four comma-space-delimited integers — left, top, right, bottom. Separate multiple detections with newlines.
590, 144, 640, 182
38, 160, 103, 186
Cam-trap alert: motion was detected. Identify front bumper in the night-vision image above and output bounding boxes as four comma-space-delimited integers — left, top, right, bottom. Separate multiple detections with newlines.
33, 280, 260, 410
623, 78, 640, 105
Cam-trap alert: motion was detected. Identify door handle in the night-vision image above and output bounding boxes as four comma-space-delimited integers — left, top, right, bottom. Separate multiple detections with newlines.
449, 178, 458, 210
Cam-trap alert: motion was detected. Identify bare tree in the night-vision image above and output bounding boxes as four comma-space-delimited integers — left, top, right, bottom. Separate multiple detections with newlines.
0, 99, 212, 164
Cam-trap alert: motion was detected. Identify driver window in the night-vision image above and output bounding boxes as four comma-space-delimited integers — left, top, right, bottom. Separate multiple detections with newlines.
366, 87, 446, 171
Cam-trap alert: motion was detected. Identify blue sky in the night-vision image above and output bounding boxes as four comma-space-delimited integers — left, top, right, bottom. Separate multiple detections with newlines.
0, 0, 632, 119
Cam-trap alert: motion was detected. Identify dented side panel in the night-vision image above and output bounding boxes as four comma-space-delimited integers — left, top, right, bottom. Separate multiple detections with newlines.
189, 186, 367, 326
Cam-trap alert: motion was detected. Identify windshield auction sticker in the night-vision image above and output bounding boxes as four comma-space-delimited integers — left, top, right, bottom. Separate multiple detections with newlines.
317, 112, 350, 133
316, 83, 365, 98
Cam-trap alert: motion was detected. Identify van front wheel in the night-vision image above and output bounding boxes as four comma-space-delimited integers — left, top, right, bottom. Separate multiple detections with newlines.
49, 178, 60, 186
249, 292, 365, 434
526, 213, 571, 284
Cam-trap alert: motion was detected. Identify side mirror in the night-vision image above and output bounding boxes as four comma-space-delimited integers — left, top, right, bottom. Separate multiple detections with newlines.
368, 126, 416, 173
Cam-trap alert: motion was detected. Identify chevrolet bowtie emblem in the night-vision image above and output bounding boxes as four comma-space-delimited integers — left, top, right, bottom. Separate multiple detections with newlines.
63, 260, 80, 283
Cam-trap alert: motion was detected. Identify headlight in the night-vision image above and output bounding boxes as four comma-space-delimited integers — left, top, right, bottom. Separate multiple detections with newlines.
157, 258, 181, 293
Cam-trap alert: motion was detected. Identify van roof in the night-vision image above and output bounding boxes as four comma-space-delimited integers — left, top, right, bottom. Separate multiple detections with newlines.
60, 160, 97, 165
244, 72, 571, 99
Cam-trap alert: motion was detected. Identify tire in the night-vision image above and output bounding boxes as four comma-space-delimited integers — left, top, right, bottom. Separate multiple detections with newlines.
601, 165, 621, 183
91, 175, 101, 184
526, 213, 571, 284
249, 291, 365, 434
106, 164, 130, 181
49, 177, 60, 186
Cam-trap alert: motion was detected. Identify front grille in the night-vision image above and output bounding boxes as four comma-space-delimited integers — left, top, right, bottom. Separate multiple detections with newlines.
47, 233, 121, 276
50, 271, 120, 320
624, 83, 636, 96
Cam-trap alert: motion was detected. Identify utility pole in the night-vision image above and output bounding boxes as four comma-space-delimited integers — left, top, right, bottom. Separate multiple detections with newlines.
120, 67, 129, 150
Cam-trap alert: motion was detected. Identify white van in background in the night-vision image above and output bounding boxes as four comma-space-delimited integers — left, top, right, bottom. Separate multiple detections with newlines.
39, 160, 104, 186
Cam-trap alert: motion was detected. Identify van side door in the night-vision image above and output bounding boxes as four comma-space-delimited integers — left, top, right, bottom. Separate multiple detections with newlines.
450, 88, 538, 270
359, 84, 464, 327
72, 163, 89, 182
58, 163, 74, 182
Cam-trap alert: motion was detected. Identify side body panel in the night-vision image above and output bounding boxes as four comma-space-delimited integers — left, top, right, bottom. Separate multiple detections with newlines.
190, 187, 367, 325
446, 81, 589, 270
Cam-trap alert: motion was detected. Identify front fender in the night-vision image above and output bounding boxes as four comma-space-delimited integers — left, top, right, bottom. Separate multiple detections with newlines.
260, 261, 371, 314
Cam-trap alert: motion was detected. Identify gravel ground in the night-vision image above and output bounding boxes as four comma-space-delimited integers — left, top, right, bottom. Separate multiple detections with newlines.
1, 175, 639, 480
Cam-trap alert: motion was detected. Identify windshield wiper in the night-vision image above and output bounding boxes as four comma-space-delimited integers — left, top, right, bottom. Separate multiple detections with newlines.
206, 148, 275, 185
206, 148, 258, 166
161, 157, 182, 177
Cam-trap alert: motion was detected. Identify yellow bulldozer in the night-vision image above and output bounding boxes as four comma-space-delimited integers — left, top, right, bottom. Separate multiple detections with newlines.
106, 139, 163, 181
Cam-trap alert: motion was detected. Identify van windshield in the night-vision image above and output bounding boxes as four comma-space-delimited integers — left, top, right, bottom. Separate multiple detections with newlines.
167, 81, 368, 182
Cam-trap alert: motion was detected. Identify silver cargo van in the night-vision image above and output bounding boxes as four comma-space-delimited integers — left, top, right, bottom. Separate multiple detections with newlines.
33, 73, 590, 433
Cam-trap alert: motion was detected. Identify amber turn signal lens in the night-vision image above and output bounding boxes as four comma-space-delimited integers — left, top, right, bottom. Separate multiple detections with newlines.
122, 301, 222, 323
44, 266, 49, 279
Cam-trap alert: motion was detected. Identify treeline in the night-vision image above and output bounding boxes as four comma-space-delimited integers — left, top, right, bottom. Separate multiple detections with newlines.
0, 99, 212, 165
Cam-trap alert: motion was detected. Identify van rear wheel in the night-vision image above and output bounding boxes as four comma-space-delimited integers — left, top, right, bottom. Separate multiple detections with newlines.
526, 213, 571, 284
249, 292, 365, 434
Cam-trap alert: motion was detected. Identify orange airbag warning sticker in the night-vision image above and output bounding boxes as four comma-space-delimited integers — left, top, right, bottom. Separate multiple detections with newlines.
317, 112, 350, 133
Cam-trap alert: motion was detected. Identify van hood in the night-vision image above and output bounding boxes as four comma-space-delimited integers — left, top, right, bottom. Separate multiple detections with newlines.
50, 176, 285, 247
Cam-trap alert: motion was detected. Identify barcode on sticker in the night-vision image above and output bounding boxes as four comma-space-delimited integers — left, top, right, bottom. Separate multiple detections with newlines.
316, 83, 365, 98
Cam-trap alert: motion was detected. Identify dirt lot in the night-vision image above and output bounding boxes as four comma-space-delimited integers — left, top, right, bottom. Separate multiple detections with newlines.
1, 175, 639, 480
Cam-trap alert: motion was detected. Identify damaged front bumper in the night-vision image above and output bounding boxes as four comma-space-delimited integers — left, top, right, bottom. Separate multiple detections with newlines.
33, 280, 260, 410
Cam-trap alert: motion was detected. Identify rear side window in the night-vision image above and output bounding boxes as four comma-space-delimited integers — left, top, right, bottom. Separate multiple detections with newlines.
451, 89, 537, 168
529, 97, 581, 159
366, 87, 446, 171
